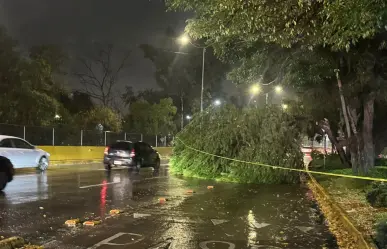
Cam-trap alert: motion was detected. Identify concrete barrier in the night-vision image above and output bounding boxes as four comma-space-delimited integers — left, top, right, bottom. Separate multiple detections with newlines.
37, 146, 172, 164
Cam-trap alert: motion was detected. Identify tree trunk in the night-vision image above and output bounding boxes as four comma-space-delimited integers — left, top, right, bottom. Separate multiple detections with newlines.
180, 95, 184, 131
335, 70, 351, 139
319, 119, 351, 168
347, 105, 362, 174
362, 94, 375, 173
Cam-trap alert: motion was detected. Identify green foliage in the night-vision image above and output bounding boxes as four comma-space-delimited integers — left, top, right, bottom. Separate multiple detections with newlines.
309, 151, 348, 170
125, 98, 177, 135
366, 183, 387, 208
375, 158, 387, 166
0, 27, 65, 126
166, 0, 387, 51
76, 107, 122, 132
171, 105, 304, 183
375, 220, 387, 249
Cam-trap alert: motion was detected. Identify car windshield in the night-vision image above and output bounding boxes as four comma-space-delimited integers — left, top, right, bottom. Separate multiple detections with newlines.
110, 142, 133, 150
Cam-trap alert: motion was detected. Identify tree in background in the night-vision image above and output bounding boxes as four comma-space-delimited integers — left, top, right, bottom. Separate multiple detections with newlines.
137, 27, 229, 129
75, 43, 131, 108
29, 44, 68, 75
125, 98, 177, 136
166, 0, 387, 174
76, 106, 122, 133
0, 27, 63, 126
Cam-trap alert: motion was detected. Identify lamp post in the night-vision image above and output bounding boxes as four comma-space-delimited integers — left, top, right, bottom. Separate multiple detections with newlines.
250, 84, 284, 105
179, 34, 206, 113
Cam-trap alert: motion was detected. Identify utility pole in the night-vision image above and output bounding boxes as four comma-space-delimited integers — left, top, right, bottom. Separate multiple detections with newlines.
200, 48, 206, 112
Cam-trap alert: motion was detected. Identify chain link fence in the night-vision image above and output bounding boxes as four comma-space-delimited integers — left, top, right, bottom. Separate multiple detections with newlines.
0, 123, 173, 147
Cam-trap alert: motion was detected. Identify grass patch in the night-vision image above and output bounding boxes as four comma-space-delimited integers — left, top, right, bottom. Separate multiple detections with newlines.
314, 165, 387, 240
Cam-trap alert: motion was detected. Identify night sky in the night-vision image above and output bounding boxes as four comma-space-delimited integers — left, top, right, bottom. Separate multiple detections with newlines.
0, 0, 188, 91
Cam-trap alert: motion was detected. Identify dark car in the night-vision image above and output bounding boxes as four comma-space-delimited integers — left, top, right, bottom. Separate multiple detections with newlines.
0, 156, 14, 191
103, 141, 160, 171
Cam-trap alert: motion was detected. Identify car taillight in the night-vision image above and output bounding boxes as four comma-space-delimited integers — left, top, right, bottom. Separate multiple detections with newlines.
130, 149, 135, 157
104, 147, 109, 155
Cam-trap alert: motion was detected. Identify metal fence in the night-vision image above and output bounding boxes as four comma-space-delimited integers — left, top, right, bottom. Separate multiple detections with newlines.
0, 123, 173, 147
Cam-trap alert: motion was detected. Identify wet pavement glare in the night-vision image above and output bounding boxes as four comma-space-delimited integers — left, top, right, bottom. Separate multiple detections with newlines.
0, 163, 338, 248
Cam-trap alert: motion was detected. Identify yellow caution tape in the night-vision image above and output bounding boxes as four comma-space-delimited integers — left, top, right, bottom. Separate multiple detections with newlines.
176, 137, 387, 182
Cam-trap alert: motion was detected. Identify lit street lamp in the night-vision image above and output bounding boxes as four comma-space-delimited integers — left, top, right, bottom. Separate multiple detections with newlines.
250, 84, 261, 95
179, 34, 206, 113
275, 85, 283, 94
249, 84, 284, 105
214, 99, 221, 106
179, 35, 190, 45
186, 115, 192, 120
54, 114, 61, 119
282, 104, 289, 110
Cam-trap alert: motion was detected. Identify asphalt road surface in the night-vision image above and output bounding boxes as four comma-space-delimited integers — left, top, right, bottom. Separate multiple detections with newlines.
0, 163, 338, 249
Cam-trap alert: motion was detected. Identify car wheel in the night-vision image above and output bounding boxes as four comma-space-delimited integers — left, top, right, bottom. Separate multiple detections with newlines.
154, 159, 160, 170
37, 157, 49, 171
0, 172, 8, 191
105, 164, 112, 171
135, 160, 142, 172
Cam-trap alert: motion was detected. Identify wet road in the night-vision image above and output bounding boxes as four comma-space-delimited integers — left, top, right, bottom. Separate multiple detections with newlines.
0, 163, 337, 248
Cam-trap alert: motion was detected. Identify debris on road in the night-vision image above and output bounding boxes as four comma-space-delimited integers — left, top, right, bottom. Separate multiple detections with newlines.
0, 236, 25, 249
83, 220, 101, 226
159, 197, 167, 203
186, 190, 195, 194
39, 207, 44, 210
207, 186, 214, 189
109, 209, 122, 215
21, 244, 44, 249
295, 226, 314, 233
65, 219, 80, 227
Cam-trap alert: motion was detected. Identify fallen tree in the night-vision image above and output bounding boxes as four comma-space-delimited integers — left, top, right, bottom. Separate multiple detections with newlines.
171, 105, 304, 184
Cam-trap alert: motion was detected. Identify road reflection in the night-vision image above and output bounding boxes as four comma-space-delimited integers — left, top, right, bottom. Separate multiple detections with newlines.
3, 173, 48, 204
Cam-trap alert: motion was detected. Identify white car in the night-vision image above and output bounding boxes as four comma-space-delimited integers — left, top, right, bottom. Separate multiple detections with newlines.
0, 135, 50, 170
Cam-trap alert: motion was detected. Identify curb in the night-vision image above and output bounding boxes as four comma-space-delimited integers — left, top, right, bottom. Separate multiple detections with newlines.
307, 172, 377, 249
0, 236, 25, 249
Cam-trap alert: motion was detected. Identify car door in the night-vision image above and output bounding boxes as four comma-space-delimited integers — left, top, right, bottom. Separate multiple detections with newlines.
11, 138, 36, 167
142, 142, 158, 165
0, 138, 18, 167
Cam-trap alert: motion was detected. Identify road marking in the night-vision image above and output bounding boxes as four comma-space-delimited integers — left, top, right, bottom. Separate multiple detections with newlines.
79, 181, 120, 189
211, 219, 229, 226
96, 167, 128, 171
133, 213, 152, 218
14, 174, 38, 178
252, 222, 270, 229
88, 232, 144, 249
199, 241, 235, 249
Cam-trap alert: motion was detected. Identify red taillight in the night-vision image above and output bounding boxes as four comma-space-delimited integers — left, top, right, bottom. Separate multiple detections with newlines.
130, 149, 135, 157
104, 147, 109, 155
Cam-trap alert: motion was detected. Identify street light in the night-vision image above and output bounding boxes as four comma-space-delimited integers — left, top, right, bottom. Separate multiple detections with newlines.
214, 99, 221, 106
250, 84, 261, 95
275, 86, 283, 94
186, 115, 192, 120
179, 33, 206, 113
282, 104, 289, 110
179, 34, 190, 45
54, 114, 61, 119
